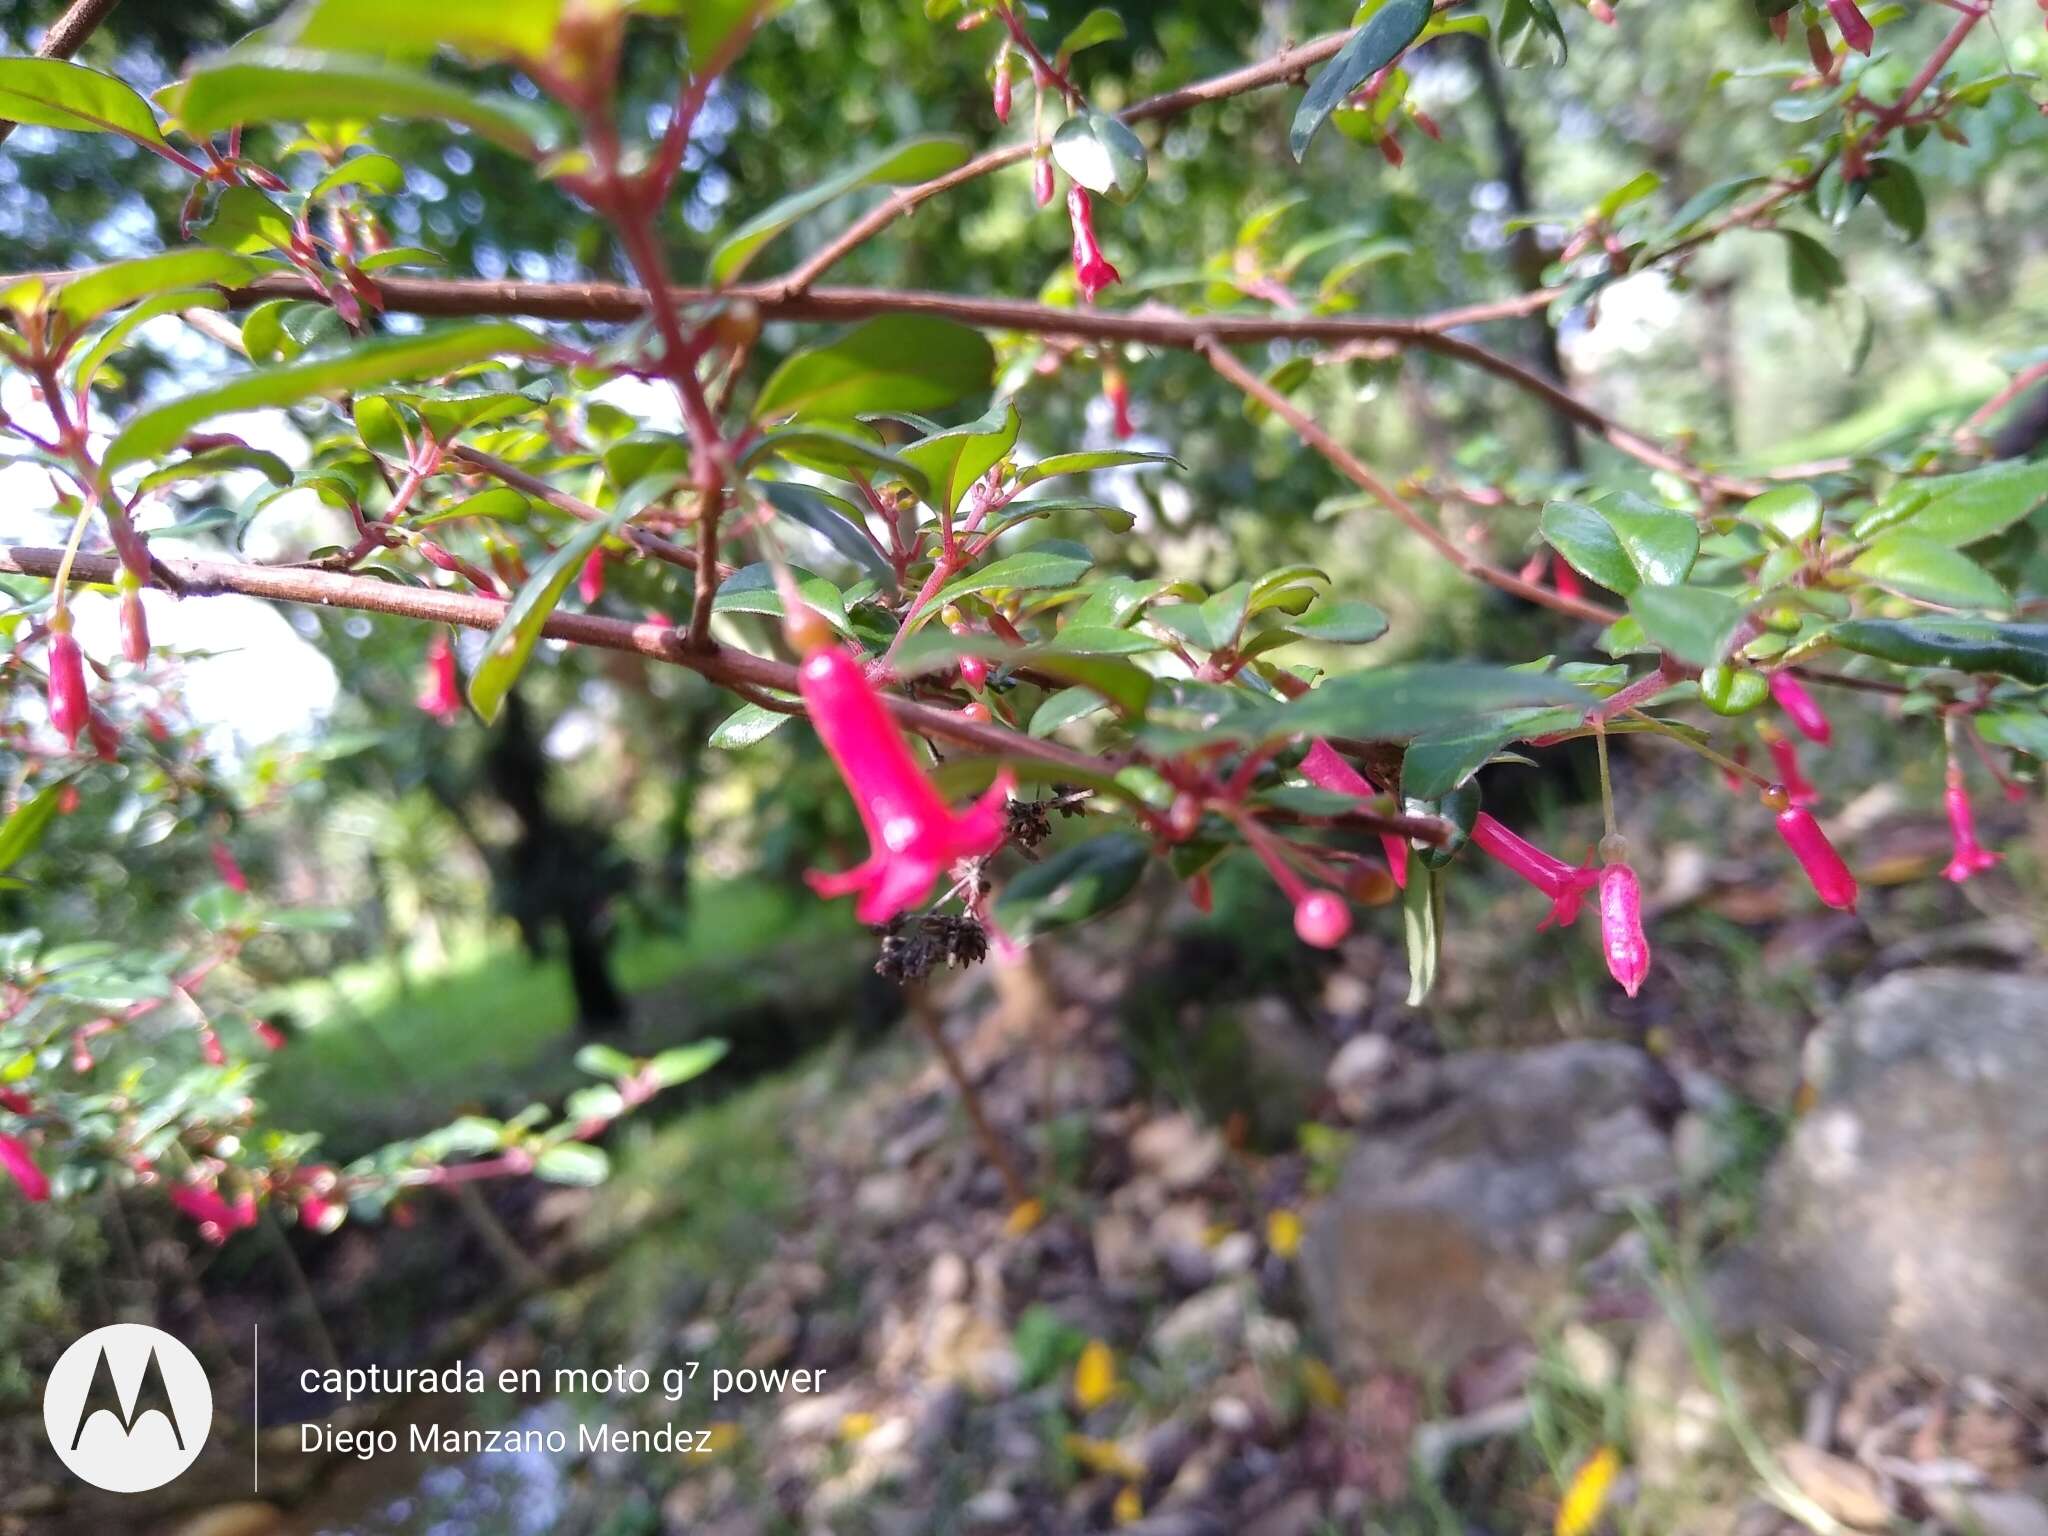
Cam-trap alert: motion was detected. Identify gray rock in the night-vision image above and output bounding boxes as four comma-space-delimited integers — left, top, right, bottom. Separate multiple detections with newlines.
1131, 1113, 1225, 1191
1755, 970, 2048, 1387
1324, 1033, 1397, 1122
1301, 1041, 1676, 1373
1926, 1491, 2048, 1536
1152, 1283, 1246, 1361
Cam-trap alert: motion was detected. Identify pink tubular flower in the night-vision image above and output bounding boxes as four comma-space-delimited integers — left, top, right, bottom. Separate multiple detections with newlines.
418, 633, 462, 722
47, 623, 88, 750
992, 54, 1013, 123
1033, 156, 1056, 208
1301, 739, 1408, 889
1942, 763, 2001, 884
0, 1089, 30, 1115
578, 548, 605, 606
170, 1182, 258, 1243
1067, 187, 1121, 303
252, 1020, 287, 1052
1294, 889, 1352, 949
1471, 813, 1598, 929
799, 646, 1013, 924
1765, 735, 1819, 806
1775, 806, 1858, 910
1105, 369, 1134, 439
1598, 862, 1651, 998
211, 839, 249, 894
1827, 0, 1873, 54
1551, 554, 1584, 602
120, 587, 150, 664
0, 1133, 48, 1202
1769, 672, 1832, 746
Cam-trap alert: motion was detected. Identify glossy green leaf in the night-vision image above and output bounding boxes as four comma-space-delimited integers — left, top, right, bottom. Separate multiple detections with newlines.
756, 481, 896, 592
753, 316, 994, 422
137, 445, 294, 493
1029, 686, 1109, 738
51, 251, 260, 330
1976, 707, 2048, 758
165, 49, 557, 155
1826, 618, 2048, 684
712, 562, 852, 635
311, 152, 406, 199
0, 57, 164, 142
1743, 484, 1823, 544
1499, 0, 1568, 66
899, 403, 1019, 515
1850, 533, 2008, 610
928, 543, 1095, 613
1401, 862, 1441, 1006
0, 784, 63, 874
1597, 492, 1699, 587
534, 1143, 609, 1185
76, 292, 227, 394
1051, 110, 1148, 204
1779, 228, 1846, 304
284, 0, 566, 61
1629, 585, 1745, 666
1895, 461, 2048, 548
710, 700, 797, 748
197, 186, 296, 255
468, 506, 628, 723
1399, 706, 1570, 799
742, 425, 928, 499
1014, 448, 1180, 487
104, 323, 545, 475
1865, 157, 1925, 241
1056, 7, 1127, 58
1275, 664, 1583, 744
993, 832, 1149, 940
1290, 0, 1431, 161
647, 1038, 730, 1088
1541, 499, 1637, 594
1654, 174, 1766, 245
711, 136, 971, 281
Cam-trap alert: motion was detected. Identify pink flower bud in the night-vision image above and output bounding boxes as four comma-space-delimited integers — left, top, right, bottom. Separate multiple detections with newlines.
120, 587, 150, 664
1589, 0, 1616, 23
1301, 740, 1407, 888
46, 625, 87, 750
1768, 672, 1831, 746
1066, 187, 1121, 303
1598, 862, 1651, 997
1827, 0, 1873, 54
1770, 11, 1790, 42
211, 839, 249, 894
578, 548, 605, 606
418, 633, 462, 722
1551, 554, 1584, 602
252, 1020, 287, 1052
959, 653, 989, 690
1293, 889, 1351, 949
0, 1089, 30, 1115
0, 1132, 48, 1203
1033, 156, 1055, 208
1775, 806, 1858, 910
170, 1181, 258, 1242
1765, 736, 1818, 806
1807, 22, 1834, 73
992, 51, 1013, 124
1104, 368, 1134, 439
1377, 134, 1404, 169
1942, 764, 2001, 883
199, 1026, 226, 1068
87, 709, 119, 762
1471, 813, 1597, 929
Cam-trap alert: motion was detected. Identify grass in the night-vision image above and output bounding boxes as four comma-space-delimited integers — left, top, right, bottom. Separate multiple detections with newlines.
257, 877, 856, 1146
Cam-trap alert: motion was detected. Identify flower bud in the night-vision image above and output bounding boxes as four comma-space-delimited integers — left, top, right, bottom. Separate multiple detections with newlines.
992, 42, 1014, 123
1033, 155, 1056, 208
1827, 0, 1873, 54
1806, 22, 1834, 74
0, 1132, 49, 1203
1768, 672, 1832, 745
1774, 805, 1857, 910
418, 633, 462, 722
1763, 733, 1818, 805
211, 839, 250, 895
1104, 367, 1134, 439
252, 1020, 287, 1051
1942, 763, 2001, 884
1770, 10, 1790, 41
46, 620, 88, 751
1167, 793, 1203, 841
959, 653, 989, 690
1597, 862, 1651, 998
578, 548, 605, 606
118, 572, 149, 664
1293, 889, 1351, 949
1066, 187, 1121, 303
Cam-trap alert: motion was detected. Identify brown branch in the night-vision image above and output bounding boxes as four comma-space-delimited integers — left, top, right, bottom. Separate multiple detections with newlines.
771, 27, 1360, 295
1200, 336, 1626, 627
0, 0, 123, 147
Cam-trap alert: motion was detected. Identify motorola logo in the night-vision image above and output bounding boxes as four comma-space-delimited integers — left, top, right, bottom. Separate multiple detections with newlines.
42, 1324, 212, 1492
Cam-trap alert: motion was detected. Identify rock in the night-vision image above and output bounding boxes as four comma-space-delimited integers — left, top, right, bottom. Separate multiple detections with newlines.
855, 1171, 918, 1225
1754, 971, 2048, 1388
963, 1487, 1021, 1528
1926, 1491, 2048, 1536
1153, 1283, 1246, 1361
1301, 1041, 1676, 1374
1324, 1033, 1397, 1121
1774, 1443, 1891, 1529
163, 1508, 289, 1536
1131, 1113, 1224, 1191
1093, 1211, 1155, 1289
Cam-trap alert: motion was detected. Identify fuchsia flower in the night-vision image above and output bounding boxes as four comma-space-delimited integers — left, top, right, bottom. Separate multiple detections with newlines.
992, 54, 1013, 124
800, 646, 1013, 924
1471, 813, 1598, 929
0, 1133, 48, 1203
1775, 806, 1858, 910
1033, 156, 1056, 208
252, 1020, 287, 1052
1828, 0, 1874, 54
1598, 862, 1651, 998
1551, 554, 1584, 603
1067, 187, 1121, 303
211, 839, 250, 894
120, 587, 150, 664
578, 548, 606, 606
1769, 672, 1832, 746
0, 1089, 30, 1116
169, 1182, 258, 1243
46, 620, 88, 750
1942, 762, 2001, 883
1301, 740, 1408, 889
1105, 369, 1135, 439
418, 633, 462, 722
1765, 735, 1819, 806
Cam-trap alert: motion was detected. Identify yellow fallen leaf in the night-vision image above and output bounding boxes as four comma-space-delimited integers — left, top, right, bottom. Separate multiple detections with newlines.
1299, 1357, 1344, 1410
701, 1420, 740, 1454
1074, 1338, 1118, 1410
839, 1411, 878, 1441
1003, 1197, 1045, 1236
1556, 1444, 1621, 1536
1266, 1208, 1303, 1258
1063, 1433, 1146, 1482
1113, 1484, 1143, 1525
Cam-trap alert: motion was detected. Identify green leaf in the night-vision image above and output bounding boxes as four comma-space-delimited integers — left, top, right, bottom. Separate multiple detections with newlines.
50, 251, 260, 330
1595, 170, 1661, 222
1290, 0, 1431, 161
1779, 228, 1846, 304
137, 445, 294, 493
534, 1143, 610, 1186
1893, 461, 2048, 548
283, 0, 567, 62
1200, 582, 1252, 650
1252, 598, 1391, 651
197, 186, 296, 255
414, 487, 532, 527
164, 49, 557, 156
928, 543, 1095, 614
1597, 492, 1700, 587
1399, 706, 1566, 799
1865, 157, 1925, 241
710, 136, 972, 281
1056, 7, 1127, 58
1401, 863, 1441, 1006
1015, 448, 1180, 487
742, 425, 928, 498
76, 292, 228, 393
104, 322, 544, 476
1541, 499, 1637, 594
713, 562, 850, 635
1742, 484, 1823, 544
753, 316, 994, 422
899, 403, 1020, 515
1499, 0, 1568, 67
710, 701, 796, 748
1976, 707, 2048, 758
1827, 618, 2048, 684
0, 58, 164, 143
0, 784, 63, 874
310, 153, 407, 199
993, 832, 1149, 940
468, 505, 629, 723
1050, 110, 1148, 204
647, 1039, 729, 1088
1629, 585, 1747, 666
1275, 664, 1584, 744
1029, 686, 1110, 737
1850, 533, 2008, 610
756, 481, 896, 592
1654, 174, 1766, 245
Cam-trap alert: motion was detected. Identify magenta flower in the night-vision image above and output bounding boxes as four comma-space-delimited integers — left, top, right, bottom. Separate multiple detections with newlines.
1105, 369, 1134, 440
578, 548, 606, 606
1067, 187, 1121, 303
170, 1181, 258, 1243
1775, 806, 1858, 910
1765, 735, 1819, 806
1301, 740, 1409, 889
1033, 156, 1056, 208
211, 839, 250, 895
1769, 672, 1832, 746
1827, 0, 1873, 54
1598, 862, 1651, 997
1293, 889, 1352, 949
252, 1020, 287, 1052
0, 1089, 29, 1115
120, 586, 150, 664
1942, 764, 2001, 883
0, 1132, 48, 1203
47, 622, 87, 750
1471, 813, 1597, 929
799, 646, 1013, 924
992, 59, 1013, 124
418, 633, 462, 722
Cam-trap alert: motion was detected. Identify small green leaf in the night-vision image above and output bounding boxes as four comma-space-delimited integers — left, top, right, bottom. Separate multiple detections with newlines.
1779, 228, 1846, 304
197, 186, 296, 255
283, 0, 567, 62
647, 1039, 729, 1088
310, 152, 407, 199
1595, 170, 1661, 222
993, 832, 1149, 940
1850, 533, 2008, 610
534, 1143, 610, 1185
0, 57, 164, 143
1262, 599, 1391, 648
1629, 585, 1747, 666
1290, 0, 1432, 161
468, 505, 629, 723
1015, 448, 1180, 487
1541, 499, 1637, 594
1654, 174, 1766, 245
1892, 460, 2048, 547
1742, 484, 1823, 545
1276, 664, 1584, 744
1827, 618, 2048, 684
50, 251, 260, 330
756, 481, 896, 592
753, 316, 994, 422
1400, 707, 1566, 799
1865, 157, 1925, 241
137, 445, 294, 493
1976, 707, 2048, 758
0, 784, 64, 874
1597, 492, 1699, 587
928, 543, 1095, 614
1401, 862, 1441, 1005
1051, 110, 1148, 204
713, 562, 851, 635
742, 425, 928, 499
710, 136, 972, 281
1029, 686, 1109, 738
1499, 0, 1568, 67
710, 701, 796, 748
1056, 7, 1127, 59
899, 403, 1020, 515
